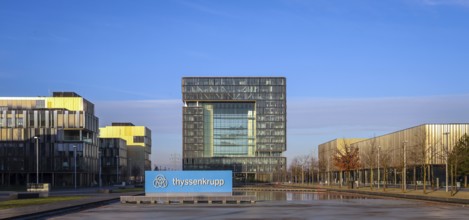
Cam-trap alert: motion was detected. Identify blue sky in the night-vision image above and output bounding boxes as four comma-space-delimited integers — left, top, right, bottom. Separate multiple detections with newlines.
1, 0, 469, 169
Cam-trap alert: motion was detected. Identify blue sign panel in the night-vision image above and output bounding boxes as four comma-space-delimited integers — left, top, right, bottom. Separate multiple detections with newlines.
145, 171, 232, 194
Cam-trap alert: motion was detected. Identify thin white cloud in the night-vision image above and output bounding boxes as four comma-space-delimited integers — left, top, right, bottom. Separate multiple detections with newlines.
286, 94, 469, 161
96, 99, 181, 133
95, 95, 469, 167
289, 95, 469, 132
43, 80, 159, 99
95, 99, 182, 170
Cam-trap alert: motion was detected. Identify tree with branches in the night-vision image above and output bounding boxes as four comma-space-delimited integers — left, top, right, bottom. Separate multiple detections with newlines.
379, 147, 392, 191
449, 134, 469, 196
310, 155, 319, 185
289, 157, 301, 183
456, 135, 469, 188
289, 155, 311, 184
409, 127, 430, 193
318, 149, 328, 185
333, 141, 360, 189
361, 137, 378, 190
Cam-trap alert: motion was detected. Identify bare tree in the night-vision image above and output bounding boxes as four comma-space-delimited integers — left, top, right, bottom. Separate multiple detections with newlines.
289, 157, 302, 183
300, 155, 310, 184
318, 150, 328, 185
433, 133, 451, 194
291, 155, 311, 184
310, 155, 318, 185
379, 147, 392, 191
411, 127, 431, 194
361, 137, 378, 190
391, 141, 407, 193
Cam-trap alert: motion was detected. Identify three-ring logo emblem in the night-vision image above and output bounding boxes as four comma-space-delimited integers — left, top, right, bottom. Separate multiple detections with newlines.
153, 174, 168, 188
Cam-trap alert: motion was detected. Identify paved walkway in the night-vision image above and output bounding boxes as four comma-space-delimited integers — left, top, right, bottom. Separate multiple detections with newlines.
0, 190, 143, 219
286, 184, 469, 204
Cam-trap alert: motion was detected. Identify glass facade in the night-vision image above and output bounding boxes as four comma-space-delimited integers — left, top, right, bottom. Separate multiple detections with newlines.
204, 102, 255, 157
182, 77, 286, 182
0, 93, 99, 187
99, 138, 127, 185
99, 123, 152, 183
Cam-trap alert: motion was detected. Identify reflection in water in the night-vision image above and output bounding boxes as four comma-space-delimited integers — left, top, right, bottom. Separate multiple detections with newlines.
236, 191, 372, 201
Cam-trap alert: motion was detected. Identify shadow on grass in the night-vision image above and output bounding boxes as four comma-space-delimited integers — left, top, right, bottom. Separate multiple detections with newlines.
0, 196, 87, 210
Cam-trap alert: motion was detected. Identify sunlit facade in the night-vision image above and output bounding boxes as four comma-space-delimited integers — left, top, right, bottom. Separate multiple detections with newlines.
182, 77, 287, 182
99, 123, 151, 182
318, 138, 366, 184
0, 92, 99, 187
318, 124, 469, 186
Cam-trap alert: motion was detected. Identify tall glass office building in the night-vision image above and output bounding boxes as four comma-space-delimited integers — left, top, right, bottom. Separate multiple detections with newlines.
182, 77, 286, 182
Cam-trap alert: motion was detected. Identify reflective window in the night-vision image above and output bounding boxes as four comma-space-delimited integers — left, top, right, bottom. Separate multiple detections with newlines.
203, 103, 255, 157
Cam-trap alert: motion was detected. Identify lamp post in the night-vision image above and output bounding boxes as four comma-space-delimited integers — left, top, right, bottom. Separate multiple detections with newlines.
99, 149, 102, 188
116, 155, 119, 184
378, 145, 381, 189
327, 154, 330, 186
73, 145, 77, 189
243, 161, 247, 185
34, 136, 39, 184
128, 158, 132, 184
403, 141, 407, 192
444, 131, 450, 192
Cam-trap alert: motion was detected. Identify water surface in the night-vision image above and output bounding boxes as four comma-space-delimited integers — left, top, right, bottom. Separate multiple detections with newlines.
51, 191, 469, 220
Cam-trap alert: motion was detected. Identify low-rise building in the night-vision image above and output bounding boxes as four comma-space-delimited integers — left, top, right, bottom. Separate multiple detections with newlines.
318, 124, 469, 187
99, 123, 151, 183
99, 138, 127, 185
0, 92, 99, 187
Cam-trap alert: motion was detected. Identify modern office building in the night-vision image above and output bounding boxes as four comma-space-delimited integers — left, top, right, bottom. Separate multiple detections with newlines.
182, 77, 287, 182
99, 123, 151, 183
318, 124, 469, 186
0, 92, 99, 187
99, 138, 127, 185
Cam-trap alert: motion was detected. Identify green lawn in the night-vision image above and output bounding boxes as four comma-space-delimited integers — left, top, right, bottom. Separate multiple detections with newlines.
0, 196, 87, 210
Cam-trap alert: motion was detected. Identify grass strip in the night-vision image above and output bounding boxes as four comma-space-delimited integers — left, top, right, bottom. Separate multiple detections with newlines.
0, 196, 87, 210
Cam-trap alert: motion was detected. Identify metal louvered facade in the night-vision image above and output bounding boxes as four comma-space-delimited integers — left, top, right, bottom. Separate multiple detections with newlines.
0, 92, 99, 187
182, 77, 286, 183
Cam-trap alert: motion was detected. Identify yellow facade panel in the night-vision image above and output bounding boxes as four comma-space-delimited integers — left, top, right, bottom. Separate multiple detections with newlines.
46, 97, 83, 111
99, 126, 146, 147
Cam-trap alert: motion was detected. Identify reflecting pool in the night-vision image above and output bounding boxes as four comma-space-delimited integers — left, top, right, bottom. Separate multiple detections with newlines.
51, 192, 469, 220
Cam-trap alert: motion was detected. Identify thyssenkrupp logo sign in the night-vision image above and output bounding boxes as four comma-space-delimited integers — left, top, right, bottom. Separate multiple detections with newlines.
152, 174, 168, 188
145, 171, 232, 194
